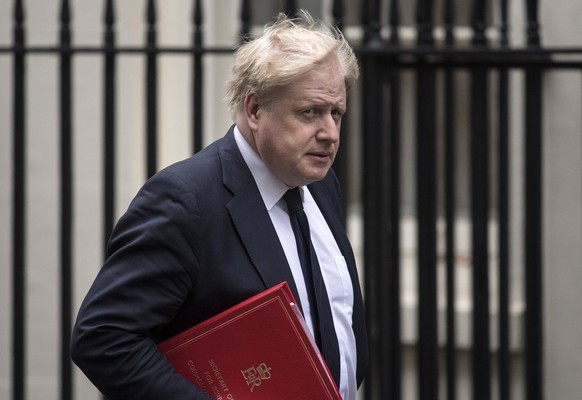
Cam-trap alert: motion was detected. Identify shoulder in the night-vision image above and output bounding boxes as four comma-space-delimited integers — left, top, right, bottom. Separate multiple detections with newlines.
151, 127, 241, 192
145, 130, 236, 193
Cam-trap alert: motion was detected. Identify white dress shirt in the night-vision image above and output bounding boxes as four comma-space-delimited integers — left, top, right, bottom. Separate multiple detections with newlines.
234, 126, 358, 400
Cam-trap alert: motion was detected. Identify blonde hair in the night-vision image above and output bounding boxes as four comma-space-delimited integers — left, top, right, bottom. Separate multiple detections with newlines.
226, 10, 359, 117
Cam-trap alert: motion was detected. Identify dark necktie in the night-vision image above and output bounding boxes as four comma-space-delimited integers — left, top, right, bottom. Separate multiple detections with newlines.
283, 187, 341, 387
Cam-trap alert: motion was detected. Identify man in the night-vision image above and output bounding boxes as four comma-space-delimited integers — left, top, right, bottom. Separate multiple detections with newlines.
71, 10, 367, 400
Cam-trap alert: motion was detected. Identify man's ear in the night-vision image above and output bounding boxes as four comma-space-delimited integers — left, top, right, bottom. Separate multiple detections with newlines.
244, 92, 260, 131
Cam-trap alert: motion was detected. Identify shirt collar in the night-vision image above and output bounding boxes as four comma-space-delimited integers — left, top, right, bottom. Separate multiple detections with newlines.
234, 125, 292, 211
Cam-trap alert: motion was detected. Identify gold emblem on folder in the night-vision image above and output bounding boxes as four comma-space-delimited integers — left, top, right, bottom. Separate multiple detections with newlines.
241, 363, 272, 392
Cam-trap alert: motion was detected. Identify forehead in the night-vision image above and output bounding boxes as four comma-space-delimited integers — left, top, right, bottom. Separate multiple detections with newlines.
280, 61, 346, 105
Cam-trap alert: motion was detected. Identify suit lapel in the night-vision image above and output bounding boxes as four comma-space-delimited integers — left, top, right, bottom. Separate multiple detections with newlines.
218, 129, 303, 303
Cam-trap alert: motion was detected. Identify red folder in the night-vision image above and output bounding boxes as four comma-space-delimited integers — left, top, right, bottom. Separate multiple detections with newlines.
157, 282, 342, 399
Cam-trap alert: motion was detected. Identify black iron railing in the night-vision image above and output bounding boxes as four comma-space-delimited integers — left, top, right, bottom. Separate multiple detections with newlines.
357, 1, 577, 400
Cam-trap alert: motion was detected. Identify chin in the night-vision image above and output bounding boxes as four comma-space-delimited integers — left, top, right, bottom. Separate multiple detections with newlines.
305, 172, 329, 185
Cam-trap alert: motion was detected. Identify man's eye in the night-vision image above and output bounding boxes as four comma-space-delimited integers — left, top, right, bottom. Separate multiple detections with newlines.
332, 109, 343, 119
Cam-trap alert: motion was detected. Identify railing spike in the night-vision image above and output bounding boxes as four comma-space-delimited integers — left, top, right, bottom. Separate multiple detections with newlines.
389, 0, 400, 45
14, 0, 24, 24
147, 0, 156, 26
192, 0, 203, 47
239, 0, 251, 43
525, 0, 541, 46
193, 0, 202, 27
332, 0, 344, 32
471, 0, 487, 47
362, 0, 383, 47
416, 0, 435, 46
444, 0, 455, 46
105, 0, 115, 26
60, 0, 71, 25
60, 0, 71, 45
283, 0, 297, 18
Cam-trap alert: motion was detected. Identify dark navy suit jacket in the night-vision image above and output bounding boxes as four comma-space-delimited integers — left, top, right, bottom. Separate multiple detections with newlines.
71, 126, 368, 399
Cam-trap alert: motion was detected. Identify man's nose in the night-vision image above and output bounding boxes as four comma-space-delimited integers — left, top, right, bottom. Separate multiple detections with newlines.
317, 114, 340, 142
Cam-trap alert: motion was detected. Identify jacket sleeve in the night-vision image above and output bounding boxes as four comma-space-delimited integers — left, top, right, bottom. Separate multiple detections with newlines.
71, 171, 212, 400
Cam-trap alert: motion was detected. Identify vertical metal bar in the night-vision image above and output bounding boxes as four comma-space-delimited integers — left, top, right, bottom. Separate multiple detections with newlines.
385, 2, 402, 399
12, 1, 26, 398
332, 0, 344, 31
384, 70, 402, 400
388, 0, 400, 45
377, 81, 396, 400
444, 0, 457, 399
103, 0, 116, 250
497, 1, 511, 400
331, 1, 349, 217
363, 0, 382, 47
361, 54, 381, 400
525, 0, 541, 48
283, 0, 297, 17
524, 2, 543, 400
470, 1, 491, 399
416, 0, 435, 46
59, 1, 74, 397
239, 0, 252, 43
361, 1, 383, 398
146, 0, 157, 177
192, 0, 203, 153
416, 67, 439, 400
471, 71, 491, 400
524, 67, 543, 400
416, 1, 438, 400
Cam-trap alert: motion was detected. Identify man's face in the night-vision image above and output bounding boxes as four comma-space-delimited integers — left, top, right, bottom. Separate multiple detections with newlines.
251, 58, 346, 188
